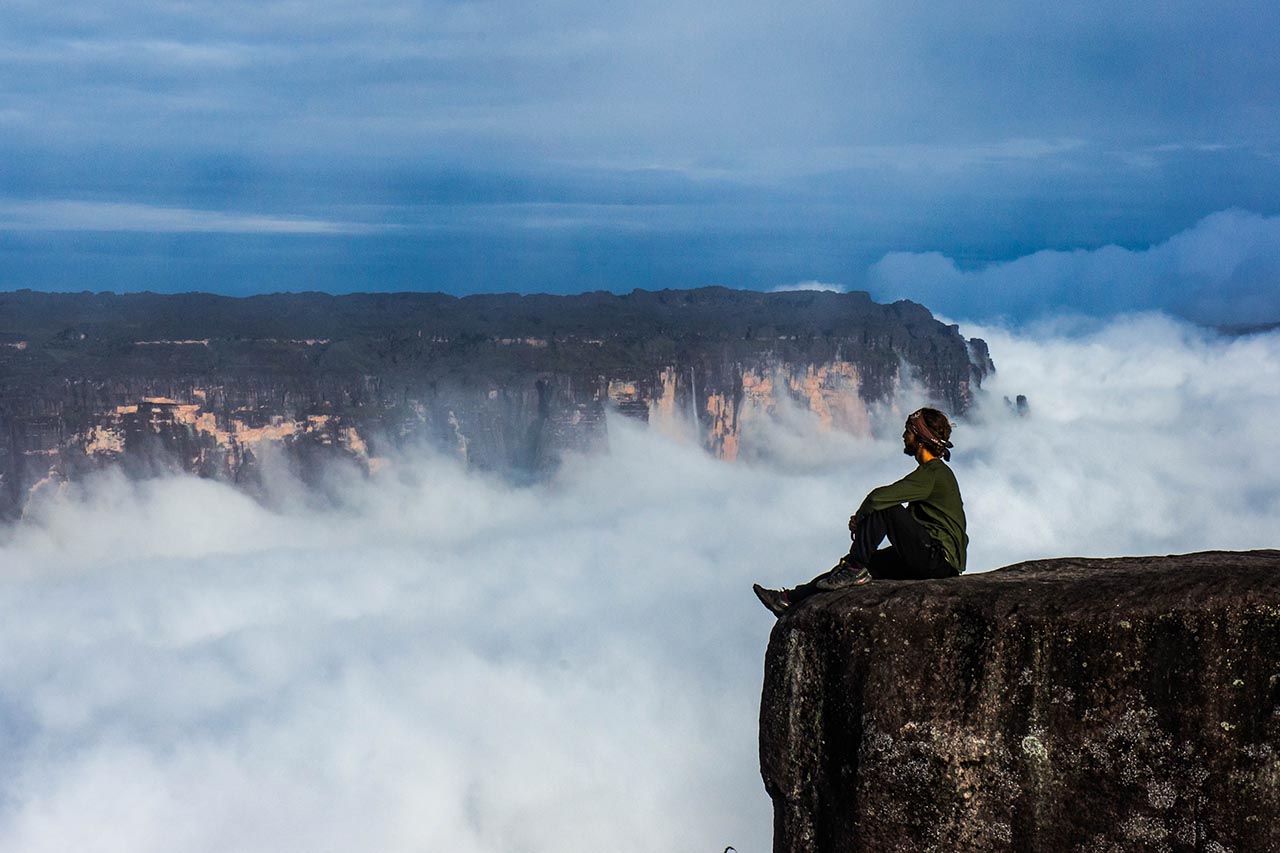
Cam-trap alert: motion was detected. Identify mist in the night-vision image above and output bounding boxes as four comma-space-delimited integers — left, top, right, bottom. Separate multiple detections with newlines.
2, 314, 1277, 851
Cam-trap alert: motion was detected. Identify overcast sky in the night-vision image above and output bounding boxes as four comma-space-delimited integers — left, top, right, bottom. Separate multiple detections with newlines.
1, 0, 1278, 321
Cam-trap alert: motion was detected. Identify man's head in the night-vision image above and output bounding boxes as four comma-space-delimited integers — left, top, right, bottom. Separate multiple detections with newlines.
902, 407, 953, 461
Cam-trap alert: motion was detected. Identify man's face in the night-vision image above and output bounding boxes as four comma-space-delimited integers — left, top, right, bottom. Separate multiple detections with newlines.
902, 426, 917, 457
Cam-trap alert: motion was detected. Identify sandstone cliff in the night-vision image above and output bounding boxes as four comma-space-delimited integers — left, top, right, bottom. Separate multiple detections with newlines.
760, 550, 1280, 853
0, 288, 992, 517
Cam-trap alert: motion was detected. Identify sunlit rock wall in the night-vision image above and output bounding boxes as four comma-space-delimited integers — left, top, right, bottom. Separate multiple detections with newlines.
0, 287, 992, 516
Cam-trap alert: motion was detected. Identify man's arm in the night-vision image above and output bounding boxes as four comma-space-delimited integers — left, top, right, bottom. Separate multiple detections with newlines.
851, 465, 935, 525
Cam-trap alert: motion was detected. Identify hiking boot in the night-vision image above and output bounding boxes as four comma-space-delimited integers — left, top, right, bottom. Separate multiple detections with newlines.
753, 584, 791, 617
814, 565, 871, 591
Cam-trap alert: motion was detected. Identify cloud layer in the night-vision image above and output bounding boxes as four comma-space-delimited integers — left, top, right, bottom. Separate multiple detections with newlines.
770, 280, 844, 293
870, 210, 1280, 325
1, 316, 1278, 851
0, 200, 380, 235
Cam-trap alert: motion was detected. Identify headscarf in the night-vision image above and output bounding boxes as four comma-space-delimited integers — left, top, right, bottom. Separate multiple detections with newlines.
907, 409, 953, 461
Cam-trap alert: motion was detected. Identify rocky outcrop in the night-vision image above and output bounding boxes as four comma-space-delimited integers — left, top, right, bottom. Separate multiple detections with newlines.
0, 288, 992, 517
760, 551, 1280, 853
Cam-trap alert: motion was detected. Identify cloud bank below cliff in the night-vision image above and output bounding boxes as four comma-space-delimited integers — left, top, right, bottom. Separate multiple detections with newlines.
1, 315, 1278, 852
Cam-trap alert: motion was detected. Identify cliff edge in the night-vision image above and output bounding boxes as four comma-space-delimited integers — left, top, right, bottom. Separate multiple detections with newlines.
760, 550, 1280, 852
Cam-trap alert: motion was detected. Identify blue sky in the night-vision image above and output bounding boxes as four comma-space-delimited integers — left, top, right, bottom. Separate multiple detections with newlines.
1, 0, 1278, 322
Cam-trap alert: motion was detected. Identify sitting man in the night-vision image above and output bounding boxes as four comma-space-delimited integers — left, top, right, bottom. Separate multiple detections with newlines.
754, 407, 967, 617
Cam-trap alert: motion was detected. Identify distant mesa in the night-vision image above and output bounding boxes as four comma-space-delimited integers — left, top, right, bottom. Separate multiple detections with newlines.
1004, 393, 1030, 416
0, 287, 996, 518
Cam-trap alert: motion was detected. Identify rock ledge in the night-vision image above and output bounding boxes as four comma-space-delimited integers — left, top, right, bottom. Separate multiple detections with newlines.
760, 550, 1280, 852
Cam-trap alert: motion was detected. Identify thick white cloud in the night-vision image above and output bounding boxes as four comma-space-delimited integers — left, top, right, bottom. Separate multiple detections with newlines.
0, 199, 383, 234
1, 315, 1278, 851
868, 209, 1280, 325
959, 314, 1280, 563
770, 280, 844, 293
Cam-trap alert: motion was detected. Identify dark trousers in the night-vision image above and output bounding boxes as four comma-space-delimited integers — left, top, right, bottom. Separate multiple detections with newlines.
788, 505, 956, 603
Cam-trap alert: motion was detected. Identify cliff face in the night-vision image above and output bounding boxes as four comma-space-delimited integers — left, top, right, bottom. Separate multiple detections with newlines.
0, 288, 992, 517
760, 551, 1280, 853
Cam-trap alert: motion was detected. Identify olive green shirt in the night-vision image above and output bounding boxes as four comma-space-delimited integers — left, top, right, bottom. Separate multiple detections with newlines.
855, 458, 968, 573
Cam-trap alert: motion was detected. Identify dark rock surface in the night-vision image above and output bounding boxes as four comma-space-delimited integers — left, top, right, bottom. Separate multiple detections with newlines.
760, 550, 1280, 852
0, 287, 992, 518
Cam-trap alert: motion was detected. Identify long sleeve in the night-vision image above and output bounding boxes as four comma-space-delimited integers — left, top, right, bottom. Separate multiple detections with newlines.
855, 463, 935, 520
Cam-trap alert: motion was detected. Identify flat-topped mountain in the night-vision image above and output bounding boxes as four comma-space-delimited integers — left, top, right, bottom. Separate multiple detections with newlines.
760, 550, 1280, 852
0, 287, 993, 517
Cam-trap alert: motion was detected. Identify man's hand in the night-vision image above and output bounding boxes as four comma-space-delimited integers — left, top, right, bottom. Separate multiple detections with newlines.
848, 514, 858, 536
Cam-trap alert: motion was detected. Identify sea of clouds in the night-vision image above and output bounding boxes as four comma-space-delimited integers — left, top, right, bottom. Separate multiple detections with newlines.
1, 314, 1278, 852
